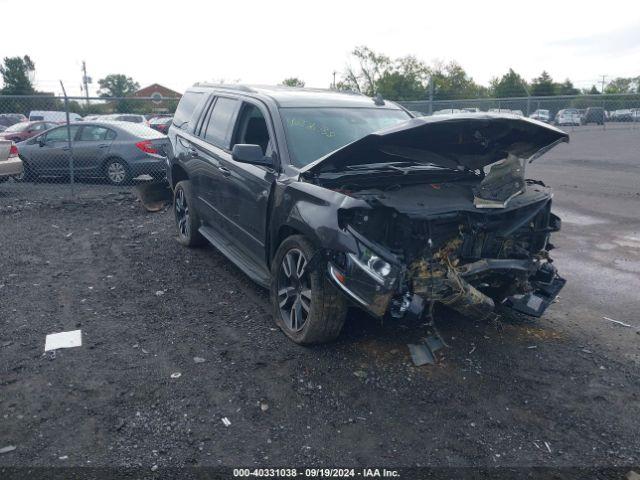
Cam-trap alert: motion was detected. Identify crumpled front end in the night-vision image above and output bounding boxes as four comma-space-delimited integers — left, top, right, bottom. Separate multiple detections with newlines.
326, 196, 565, 322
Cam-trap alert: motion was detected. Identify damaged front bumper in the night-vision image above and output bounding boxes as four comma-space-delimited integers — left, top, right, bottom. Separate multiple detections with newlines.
326, 222, 565, 322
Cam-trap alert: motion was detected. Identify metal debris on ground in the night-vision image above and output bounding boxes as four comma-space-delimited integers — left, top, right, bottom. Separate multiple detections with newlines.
408, 329, 446, 366
603, 316, 634, 328
221, 417, 231, 427
260, 403, 269, 412
193, 357, 206, 364
44, 330, 82, 352
0, 446, 16, 454
170, 372, 182, 379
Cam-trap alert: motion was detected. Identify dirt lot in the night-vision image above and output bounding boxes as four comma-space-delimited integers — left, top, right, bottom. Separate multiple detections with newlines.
1, 126, 640, 472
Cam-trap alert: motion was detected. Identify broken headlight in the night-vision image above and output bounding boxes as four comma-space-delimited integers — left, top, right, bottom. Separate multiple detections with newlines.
347, 241, 392, 284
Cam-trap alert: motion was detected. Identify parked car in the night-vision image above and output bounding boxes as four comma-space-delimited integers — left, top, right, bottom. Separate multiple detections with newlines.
554, 109, 581, 126
149, 116, 172, 134
581, 107, 605, 125
529, 109, 551, 123
17, 121, 169, 185
101, 114, 148, 125
0, 125, 6, 133
0, 121, 59, 142
29, 110, 82, 122
0, 113, 28, 129
610, 109, 633, 122
166, 84, 567, 345
0, 140, 23, 183
433, 109, 462, 115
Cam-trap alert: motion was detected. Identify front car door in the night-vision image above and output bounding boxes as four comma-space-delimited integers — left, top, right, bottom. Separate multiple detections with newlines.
216, 100, 277, 267
27, 125, 80, 175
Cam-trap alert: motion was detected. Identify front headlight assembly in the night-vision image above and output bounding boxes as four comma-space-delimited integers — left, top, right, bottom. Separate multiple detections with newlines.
347, 241, 392, 284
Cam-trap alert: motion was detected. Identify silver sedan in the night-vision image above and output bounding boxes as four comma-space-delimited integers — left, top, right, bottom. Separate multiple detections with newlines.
16, 121, 170, 185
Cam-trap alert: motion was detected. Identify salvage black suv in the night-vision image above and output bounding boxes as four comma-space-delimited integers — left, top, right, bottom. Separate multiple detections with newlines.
167, 85, 567, 344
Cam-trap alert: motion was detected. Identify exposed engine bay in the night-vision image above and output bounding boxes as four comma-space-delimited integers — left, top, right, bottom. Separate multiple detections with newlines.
300, 113, 569, 323
338, 190, 564, 321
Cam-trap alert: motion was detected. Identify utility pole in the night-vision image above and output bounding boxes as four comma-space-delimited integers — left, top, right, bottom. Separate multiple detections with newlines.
82, 61, 91, 105
600, 75, 606, 94
332, 71, 337, 89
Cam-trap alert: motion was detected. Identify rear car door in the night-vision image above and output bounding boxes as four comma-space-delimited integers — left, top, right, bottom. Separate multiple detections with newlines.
216, 101, 277, 265
27, 125, 80, 174
74, 125, 116, 173
193, 96, 240, 229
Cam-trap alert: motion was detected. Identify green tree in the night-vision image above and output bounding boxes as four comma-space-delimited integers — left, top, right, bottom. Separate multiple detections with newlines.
430, 61, 483, 100
281, 77, 305, 87
583, 85, 601, 95
604, 77, 638, 94
530, 71, 555, 96
376, 55, 429, 100
0, 55, 36, 95
97, 74, 140, 98
338, 46, 391, 96
557, 79, 579, 95
490, 69, 529, 97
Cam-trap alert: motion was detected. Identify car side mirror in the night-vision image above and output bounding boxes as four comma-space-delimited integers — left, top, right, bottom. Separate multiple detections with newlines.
231, 144, 272, 166
37, 137, 46, 147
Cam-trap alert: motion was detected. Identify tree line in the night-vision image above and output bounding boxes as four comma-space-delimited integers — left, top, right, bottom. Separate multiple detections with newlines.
1, 51, 639, 114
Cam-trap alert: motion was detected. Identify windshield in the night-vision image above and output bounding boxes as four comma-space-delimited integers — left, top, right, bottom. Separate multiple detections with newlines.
280, 107, 410, 167
4, 122, 30, 132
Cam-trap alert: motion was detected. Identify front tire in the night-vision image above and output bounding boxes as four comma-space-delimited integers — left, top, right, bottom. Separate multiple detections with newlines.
173, 180, 204, 247
270, 235, 347, 345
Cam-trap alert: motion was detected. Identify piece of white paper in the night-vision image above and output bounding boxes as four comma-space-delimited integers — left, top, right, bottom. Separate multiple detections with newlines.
45, 330, 82, 351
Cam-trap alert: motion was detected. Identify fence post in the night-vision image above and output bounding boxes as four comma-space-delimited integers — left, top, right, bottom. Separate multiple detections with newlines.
428, 78, 433, 115
59, 81, 75, 198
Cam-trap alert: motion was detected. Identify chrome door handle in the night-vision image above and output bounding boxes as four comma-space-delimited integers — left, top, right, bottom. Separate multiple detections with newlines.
218, 166, 231, 176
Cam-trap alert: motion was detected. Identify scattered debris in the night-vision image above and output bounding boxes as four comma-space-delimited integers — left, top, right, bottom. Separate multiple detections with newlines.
260, 403, 269, 412
1, 341, 13, 348
151, 465, 158, 472
170, 372, 182, 379
58, 455, 68, 460
193, 357, 206, 364
626, 470, 640, 480
603, 316, 633, 328
353, 370, 367, 379
544, 441, 552, 453
468, 345, 477, 355
44, 330, 82, 352
221, 417, 231, 427
0, 445, 16, 454
408, 343, 436, 366
155, 290, 165, 297
527, 345, 538, 349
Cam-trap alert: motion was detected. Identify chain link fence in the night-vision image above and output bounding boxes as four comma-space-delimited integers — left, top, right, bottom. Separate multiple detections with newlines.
398, 93, 640, 132
0, 94, 178, 204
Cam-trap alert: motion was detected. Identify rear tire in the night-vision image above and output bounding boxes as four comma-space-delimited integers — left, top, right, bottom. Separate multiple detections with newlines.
104, 158, 130, 185
173, 180, 205, 247
270, 235, 347, 345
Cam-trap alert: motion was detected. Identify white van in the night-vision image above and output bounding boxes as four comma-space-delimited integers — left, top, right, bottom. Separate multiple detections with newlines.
28, 110, 82, 123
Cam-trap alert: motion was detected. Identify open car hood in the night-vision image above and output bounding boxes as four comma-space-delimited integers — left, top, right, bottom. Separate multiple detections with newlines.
299, 113, 569, 176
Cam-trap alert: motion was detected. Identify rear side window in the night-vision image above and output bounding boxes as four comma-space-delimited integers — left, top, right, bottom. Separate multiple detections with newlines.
45, 126, 80, 142
203, 97, 239, 148
173, 91, 204, 131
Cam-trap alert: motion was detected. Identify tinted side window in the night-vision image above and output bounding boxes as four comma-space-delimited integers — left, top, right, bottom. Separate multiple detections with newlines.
79, 126, 111, 141
173, 91, 204, 131
46, 126, 80, 142
203, 98, 239, 148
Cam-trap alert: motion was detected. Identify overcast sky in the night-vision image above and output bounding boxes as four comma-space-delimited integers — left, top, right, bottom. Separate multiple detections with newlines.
2, 0, 639, 97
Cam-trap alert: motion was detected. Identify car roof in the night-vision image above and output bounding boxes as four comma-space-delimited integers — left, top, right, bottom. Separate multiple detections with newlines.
188, 83, 404, 109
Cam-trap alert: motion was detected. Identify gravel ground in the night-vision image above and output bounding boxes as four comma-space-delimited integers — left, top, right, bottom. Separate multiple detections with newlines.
1, 126, 640, 472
